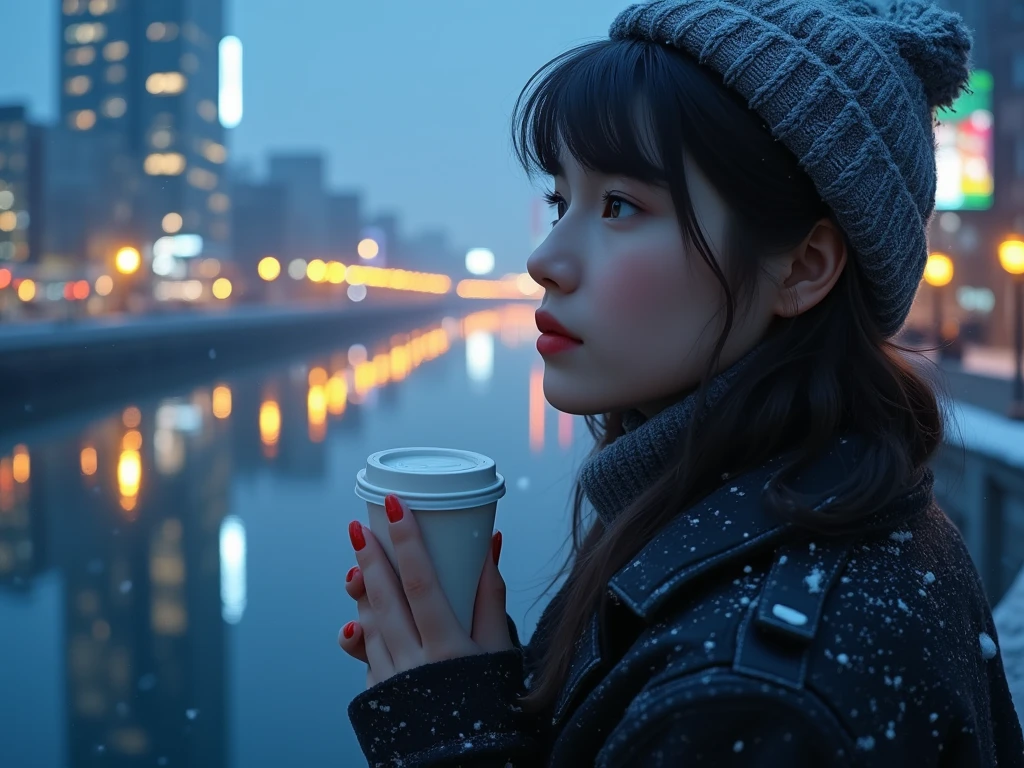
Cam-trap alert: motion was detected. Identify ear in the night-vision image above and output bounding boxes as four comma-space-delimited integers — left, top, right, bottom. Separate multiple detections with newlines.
772, 218, 847, 318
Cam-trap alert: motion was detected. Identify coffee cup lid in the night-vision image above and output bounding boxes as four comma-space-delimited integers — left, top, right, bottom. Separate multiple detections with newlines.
354, 447, 506, 510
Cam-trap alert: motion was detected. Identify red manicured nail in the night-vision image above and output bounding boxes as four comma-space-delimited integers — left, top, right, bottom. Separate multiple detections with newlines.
349, 521, 366, 551
385, 495, 403, 524
492, 531, 503, 566
343, 621, 356, 640
346, 566, 358, 583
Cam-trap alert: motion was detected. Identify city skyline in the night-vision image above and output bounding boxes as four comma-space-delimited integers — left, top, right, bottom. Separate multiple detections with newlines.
1, 1, 629, 272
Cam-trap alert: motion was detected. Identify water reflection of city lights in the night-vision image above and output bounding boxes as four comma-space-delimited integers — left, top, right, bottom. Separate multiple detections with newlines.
220, 516, 247, 624
530, 366, 545, 453
212, 385, 232, 419
12, 445, 29, 484
466, 331, 495, 384
373, 354, 391, 386
348, 344, 368, 365
326, 375, 347, 415
154, 428, 185, 475
122, 430, 143, 451
308, 385, 327, 443
123, 406, 141, 428
260, 400, 281, 451
558, 411, 574, 449
118, 449, 141, 510
389, 345, 411, 382
354, 362, 376, 396
80, 446, 98, 476
308, 367, 328, 387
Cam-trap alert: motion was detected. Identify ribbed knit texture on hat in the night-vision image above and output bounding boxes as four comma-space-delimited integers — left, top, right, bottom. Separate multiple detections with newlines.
609, 0, 971, 337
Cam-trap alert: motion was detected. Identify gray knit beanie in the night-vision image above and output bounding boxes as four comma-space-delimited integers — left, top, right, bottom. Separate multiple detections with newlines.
610, 0, 971, 337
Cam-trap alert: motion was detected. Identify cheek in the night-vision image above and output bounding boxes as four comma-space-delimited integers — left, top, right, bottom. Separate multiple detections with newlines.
593, 249, 714, 330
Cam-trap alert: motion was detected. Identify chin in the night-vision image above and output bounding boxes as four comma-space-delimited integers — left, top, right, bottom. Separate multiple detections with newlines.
541, 368, 618, 416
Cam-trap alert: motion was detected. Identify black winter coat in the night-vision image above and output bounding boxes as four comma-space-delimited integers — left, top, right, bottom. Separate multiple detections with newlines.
348, 440, 1024, 766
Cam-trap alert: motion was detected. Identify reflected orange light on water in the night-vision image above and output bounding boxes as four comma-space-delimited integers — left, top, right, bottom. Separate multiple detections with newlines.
308, 385, 327, 443
212, 385, 232, 419
259, 400, 281, 451
122, 430, 143, 451
0, 458, 12, 512
558, 411, 573, 449
118, 449, 141, 513
12, 445, 29, 484
389, 345, 411, 382
80, 446, 98, 476
354, 361, 377, 395
373, 354, 391, 386
326, 375, 347, 416
529, 367, 545, 453
123, 406, 141, 429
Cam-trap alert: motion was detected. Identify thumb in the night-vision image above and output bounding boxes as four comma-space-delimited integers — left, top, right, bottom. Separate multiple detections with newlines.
471, 531, 513, 653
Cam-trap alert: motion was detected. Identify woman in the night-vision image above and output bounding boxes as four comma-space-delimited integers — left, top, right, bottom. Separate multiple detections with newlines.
339, 0, 1024, 765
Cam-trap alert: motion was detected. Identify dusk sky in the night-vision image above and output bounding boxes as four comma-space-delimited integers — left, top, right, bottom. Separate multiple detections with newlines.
0, 1, 630, 272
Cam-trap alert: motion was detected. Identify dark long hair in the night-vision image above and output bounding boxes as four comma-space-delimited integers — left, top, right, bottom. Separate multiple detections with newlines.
510, 40, 944, 715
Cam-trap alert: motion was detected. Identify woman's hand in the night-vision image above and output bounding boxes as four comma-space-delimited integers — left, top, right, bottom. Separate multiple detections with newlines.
338, 494, 513, 688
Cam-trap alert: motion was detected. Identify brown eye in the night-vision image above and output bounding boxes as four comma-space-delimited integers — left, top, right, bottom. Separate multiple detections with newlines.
602, 195, 639, 219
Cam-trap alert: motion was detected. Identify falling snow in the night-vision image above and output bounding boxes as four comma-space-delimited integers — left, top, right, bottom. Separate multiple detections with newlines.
805, 568, 824, 594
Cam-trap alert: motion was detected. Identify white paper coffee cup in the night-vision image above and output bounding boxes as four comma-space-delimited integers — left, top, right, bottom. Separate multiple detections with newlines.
354, 447, 506, 634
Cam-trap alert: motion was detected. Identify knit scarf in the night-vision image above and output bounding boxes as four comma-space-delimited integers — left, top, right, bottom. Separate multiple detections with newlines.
578, 348, 759, 525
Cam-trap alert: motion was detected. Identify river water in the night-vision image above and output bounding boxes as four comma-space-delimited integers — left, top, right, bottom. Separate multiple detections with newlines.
0, 304, 589, 767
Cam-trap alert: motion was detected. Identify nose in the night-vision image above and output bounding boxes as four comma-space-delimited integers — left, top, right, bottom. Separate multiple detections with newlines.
526, 228, 580, 295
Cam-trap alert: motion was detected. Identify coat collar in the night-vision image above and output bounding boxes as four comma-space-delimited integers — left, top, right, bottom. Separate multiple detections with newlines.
606, 436, 931, 621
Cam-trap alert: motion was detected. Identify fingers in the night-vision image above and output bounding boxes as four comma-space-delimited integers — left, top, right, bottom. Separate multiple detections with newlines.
338, 620, 369, 664
471, 532, 514, 653
350, 519, 423, 669
383, 495, 464, 653
357, 591, 396, 681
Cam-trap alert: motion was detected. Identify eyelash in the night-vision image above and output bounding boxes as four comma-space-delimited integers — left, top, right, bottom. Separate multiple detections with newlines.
543, 191, 640, 226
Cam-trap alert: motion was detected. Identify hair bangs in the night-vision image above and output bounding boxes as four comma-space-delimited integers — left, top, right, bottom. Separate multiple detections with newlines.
512, 40, 668, 184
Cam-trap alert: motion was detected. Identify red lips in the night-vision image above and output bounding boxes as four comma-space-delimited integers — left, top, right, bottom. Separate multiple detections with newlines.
535, 311, 582, 341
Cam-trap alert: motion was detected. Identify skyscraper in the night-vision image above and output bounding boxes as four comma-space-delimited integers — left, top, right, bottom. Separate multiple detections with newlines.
0, 106, 44, 265
59, 0, 229, 261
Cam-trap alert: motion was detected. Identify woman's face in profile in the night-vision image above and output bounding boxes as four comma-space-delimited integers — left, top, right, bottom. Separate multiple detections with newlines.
527, 150, 782, 417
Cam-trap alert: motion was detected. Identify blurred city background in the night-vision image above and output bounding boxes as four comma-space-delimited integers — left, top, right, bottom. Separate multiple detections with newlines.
0, 1, 1022, 766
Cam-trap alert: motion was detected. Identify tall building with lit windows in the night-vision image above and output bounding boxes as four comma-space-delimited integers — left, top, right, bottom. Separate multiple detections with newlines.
0, 106, 44, 265
58, 0, 231, 261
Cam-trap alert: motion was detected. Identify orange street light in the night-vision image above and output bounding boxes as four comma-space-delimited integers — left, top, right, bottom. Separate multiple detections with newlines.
258, 255, 281, 281
923, 252, 954, 354
115, 246, 142, 275
999, 238, 1024, 419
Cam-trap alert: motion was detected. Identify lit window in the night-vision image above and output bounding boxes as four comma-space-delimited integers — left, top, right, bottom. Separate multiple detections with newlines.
187, 167, 218, 190
65, 75, 92, 96
147, 22, 179, 42
151, 129, 173, 149
106, 64, 127, 84
103, 40, 128, 61
207, 193, 230, 213
162, 212, 183, 233
201, 141, 227, 164
102, 97, 127, 118
197, 100, 217, 123
63, 0, 84, 14
69, 110, 97, 131
144, 153, 186, 176
65, 46, 96, 66
89, 0, 115, 14
146, 72, 188, 95
65, 23, 107, 44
